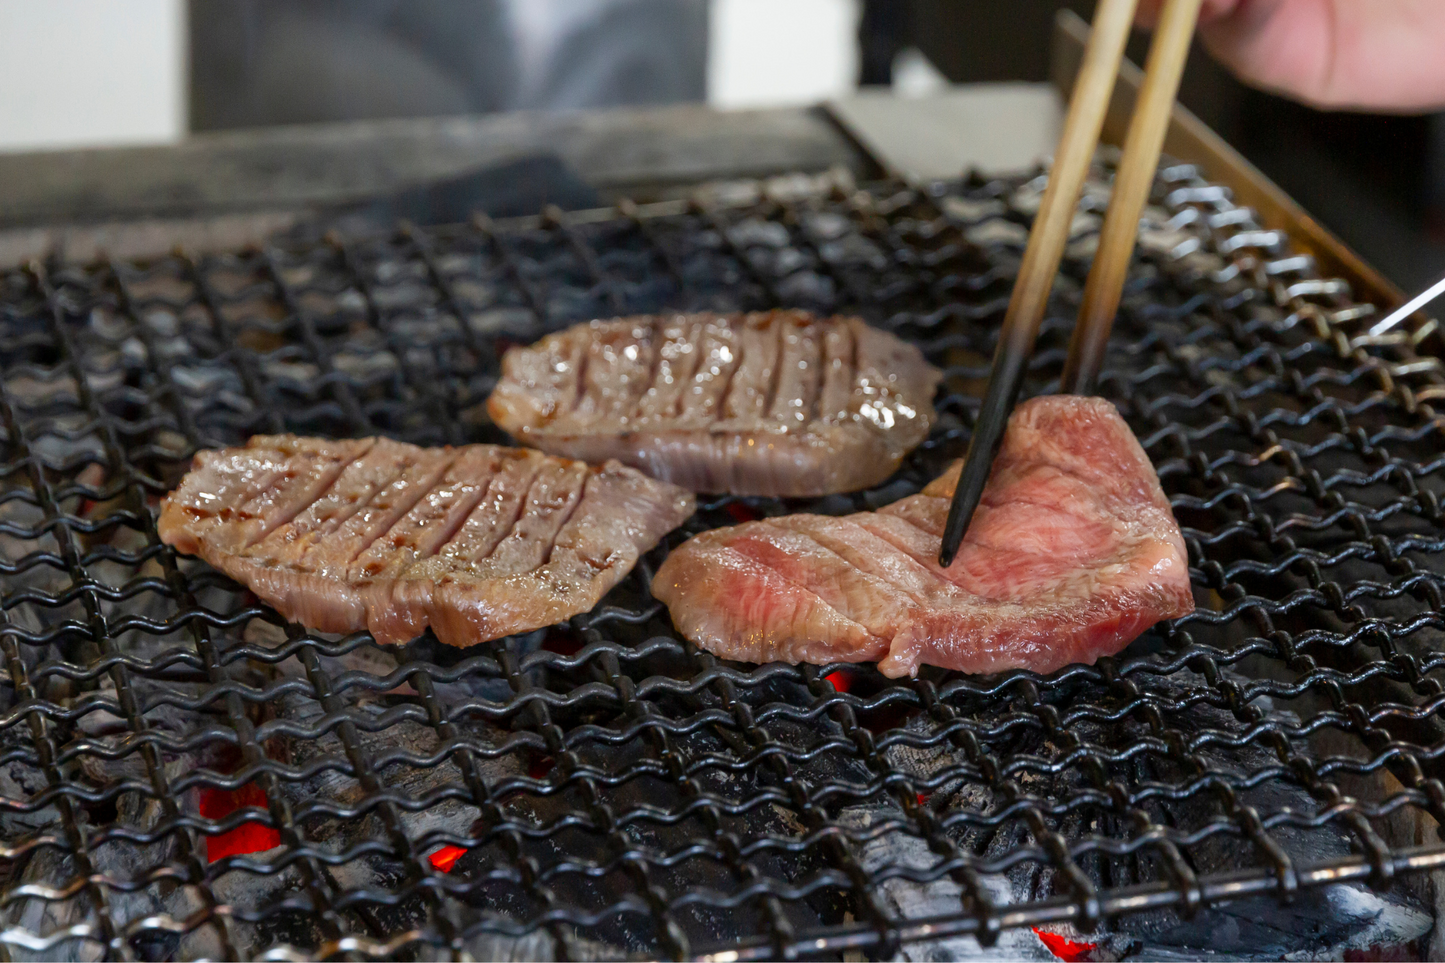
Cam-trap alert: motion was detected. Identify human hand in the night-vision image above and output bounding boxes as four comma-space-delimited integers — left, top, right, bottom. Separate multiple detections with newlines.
1135, 0, 1445, 112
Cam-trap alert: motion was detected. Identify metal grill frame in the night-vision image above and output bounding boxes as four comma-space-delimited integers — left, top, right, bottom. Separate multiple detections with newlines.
2, 161, 1445, 961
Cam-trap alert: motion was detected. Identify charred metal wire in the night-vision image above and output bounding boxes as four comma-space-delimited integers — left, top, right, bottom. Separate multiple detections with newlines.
0, 162, 1443, 961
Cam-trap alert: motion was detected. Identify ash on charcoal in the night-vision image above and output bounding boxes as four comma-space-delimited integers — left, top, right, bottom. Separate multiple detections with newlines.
0, 722, 53, 836
876, 667, 1435, 960
1, 750, 228, 962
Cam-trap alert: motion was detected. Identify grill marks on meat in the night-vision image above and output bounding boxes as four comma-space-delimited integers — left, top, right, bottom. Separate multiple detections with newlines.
169, 435, 376, 555
652, 397, 1194, 677
159, 436, 694, 646
487, 310, 942, 496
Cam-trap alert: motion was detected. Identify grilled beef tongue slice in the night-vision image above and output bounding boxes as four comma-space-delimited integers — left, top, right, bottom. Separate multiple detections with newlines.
652, 395, 1194, 677
158, 435, 695, 646
486, 310, 942, 497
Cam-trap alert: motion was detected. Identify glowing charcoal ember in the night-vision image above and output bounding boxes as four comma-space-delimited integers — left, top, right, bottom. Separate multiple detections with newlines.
1033, 928, 1100, 962
428, 845, 467, 873
199, 784, 281, 862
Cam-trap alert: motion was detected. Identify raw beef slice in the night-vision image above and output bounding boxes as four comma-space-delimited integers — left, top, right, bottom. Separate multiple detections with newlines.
487, 310, 942, 497
158, 435, 695, 646
651, 396, 1194, 677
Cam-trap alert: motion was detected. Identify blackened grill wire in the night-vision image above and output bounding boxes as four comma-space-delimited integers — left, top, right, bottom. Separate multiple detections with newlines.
0, 162, 1442, 960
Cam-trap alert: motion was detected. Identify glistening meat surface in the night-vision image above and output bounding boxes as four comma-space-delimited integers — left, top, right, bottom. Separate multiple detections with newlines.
158, 436, 695, 646
487, 310, 941, 496
651, 396, 1194, 677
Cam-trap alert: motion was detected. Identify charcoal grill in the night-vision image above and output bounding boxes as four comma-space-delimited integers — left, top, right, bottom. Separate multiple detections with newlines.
3, 157, 1445, 961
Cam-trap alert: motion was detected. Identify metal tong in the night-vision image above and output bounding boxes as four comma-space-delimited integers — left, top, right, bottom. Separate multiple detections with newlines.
938, 0, 1203, 566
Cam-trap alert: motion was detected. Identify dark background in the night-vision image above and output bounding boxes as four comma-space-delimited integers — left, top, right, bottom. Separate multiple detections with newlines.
188, 0, 1445, 291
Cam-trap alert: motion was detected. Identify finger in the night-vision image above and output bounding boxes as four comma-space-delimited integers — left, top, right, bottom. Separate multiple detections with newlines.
1137, 0, 1243, 29
1200, 0, 1445, 111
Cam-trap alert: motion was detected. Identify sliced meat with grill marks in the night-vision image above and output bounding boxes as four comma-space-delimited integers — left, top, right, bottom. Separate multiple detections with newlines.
160, 435, 376, 556
487, 310, 942, 496
159, 436, 694, 646
652, 396, 1195, 677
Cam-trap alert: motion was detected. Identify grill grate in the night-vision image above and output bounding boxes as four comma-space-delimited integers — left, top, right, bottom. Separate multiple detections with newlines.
3, 163, 1445, 961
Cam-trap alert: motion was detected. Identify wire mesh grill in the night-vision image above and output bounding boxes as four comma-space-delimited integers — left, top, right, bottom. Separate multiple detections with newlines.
3, 162, 1445, 961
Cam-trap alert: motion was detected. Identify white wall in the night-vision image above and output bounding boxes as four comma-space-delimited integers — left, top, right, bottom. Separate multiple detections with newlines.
0, 0, 185, 153
707, 0, 860, 109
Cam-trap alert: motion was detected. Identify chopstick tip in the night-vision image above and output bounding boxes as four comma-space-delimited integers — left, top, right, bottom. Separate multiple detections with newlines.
938, 535, 962, 569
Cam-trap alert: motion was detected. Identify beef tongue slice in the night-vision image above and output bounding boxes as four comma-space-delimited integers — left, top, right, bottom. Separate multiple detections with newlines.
159, 436, 695, 646
486, 310, 942, 497
652, 395, 1194, 676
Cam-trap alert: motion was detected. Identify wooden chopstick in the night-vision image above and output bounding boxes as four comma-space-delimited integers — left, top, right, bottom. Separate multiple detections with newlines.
1060, 0, 1204, 395
938, 0, 1139, 567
